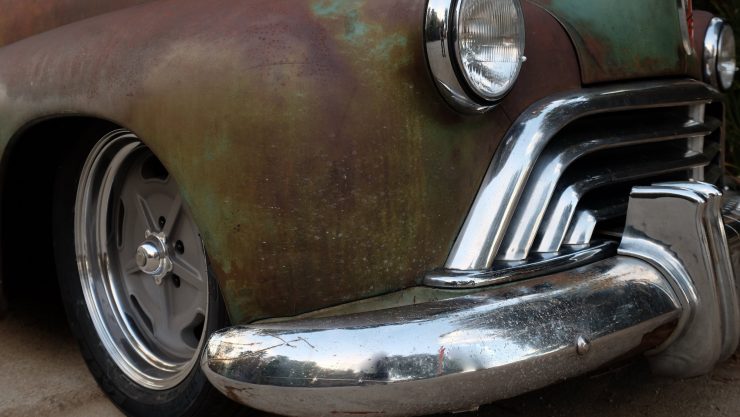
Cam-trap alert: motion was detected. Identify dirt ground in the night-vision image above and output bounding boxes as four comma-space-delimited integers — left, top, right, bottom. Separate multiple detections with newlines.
2, 289, 740, 417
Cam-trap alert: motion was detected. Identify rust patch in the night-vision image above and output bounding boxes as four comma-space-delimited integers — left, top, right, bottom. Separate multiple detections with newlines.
691, 10, 715, 80
437, 346, 446, 375
612, 320, 680, 363
222, 385, 248, 403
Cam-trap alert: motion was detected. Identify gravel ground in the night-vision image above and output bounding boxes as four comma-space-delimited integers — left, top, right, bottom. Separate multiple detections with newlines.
2, 290, 740, 417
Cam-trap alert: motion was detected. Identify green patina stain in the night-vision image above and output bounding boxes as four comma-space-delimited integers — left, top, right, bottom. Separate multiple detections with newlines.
371, 33, 408, 60
312, 0, 409, 68
311, 0, 343, 17
532, 0, 690, 82
312, 0, 369, 44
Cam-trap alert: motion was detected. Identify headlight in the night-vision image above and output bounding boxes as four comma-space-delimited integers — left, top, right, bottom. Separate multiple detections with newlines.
718, 25, 736, 90
456, 0, 525, 101
704, 17, 737, 91
425, 0, 525, 113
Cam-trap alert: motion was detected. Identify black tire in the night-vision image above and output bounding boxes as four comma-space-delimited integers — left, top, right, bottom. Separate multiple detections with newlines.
52, 129, 240, 417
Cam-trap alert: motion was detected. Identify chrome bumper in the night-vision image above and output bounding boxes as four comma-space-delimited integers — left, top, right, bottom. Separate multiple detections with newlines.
201, 183, 740, 417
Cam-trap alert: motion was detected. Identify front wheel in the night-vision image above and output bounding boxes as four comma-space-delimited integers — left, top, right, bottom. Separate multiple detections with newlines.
53, 129, 237, 417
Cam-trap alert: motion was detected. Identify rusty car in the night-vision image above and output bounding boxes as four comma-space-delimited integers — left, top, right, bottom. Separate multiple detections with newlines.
0, 0, 738, 416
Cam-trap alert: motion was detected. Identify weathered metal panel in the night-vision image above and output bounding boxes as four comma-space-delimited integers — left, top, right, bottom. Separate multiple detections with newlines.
0, 0, 153, 47
531, 0, 700, 84
0, 0, 581, 323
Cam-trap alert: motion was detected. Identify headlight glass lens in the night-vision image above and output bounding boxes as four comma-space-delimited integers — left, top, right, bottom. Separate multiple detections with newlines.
718, 25, 736, 90
456, 0, 525, 101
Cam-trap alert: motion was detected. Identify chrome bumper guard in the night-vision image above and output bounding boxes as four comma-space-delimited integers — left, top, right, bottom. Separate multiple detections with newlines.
201, 182, 740, 417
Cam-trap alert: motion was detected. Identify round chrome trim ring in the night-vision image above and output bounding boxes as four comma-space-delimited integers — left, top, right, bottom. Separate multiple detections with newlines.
424, 0, 524, 114
74, 130, 210, 391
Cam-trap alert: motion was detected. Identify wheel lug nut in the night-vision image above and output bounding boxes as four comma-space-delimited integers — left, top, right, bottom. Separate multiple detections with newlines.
158, 216, 166, 229
175, 240, 185, 254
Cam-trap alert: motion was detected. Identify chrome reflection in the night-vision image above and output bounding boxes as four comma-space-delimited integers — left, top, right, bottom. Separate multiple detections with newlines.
499, 114, 719, 261
425, 240, 616, 288
445, 80, 721, 272
425, 0, 493, 113
534, 150, 709, 253
619, 181, 740, 376
562, 203, 627, 247
202, 257, 680, 417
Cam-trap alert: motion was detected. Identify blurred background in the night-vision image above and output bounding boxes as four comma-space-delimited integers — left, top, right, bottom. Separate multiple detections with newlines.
696, 0, 740, 173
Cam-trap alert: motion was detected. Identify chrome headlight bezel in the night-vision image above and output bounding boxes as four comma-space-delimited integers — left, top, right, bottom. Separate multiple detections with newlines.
425, 0, 526, 114
704, 17, 737, 91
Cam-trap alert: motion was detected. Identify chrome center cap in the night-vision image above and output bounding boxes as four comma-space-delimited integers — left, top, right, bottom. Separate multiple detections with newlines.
136, 242, 161, 274
136, 230, 173, 285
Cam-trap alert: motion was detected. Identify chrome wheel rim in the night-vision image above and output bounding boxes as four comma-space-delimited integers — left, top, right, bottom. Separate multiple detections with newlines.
75, 130, 209, 390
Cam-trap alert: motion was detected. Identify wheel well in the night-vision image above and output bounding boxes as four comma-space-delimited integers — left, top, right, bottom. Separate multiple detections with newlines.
1, 117, 119, 305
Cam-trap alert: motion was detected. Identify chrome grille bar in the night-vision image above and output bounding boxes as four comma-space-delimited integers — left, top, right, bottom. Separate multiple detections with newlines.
534, 150, 709, 253
562, 202, 628, 247
445, 80, 721, 272
497, 115, 721, 261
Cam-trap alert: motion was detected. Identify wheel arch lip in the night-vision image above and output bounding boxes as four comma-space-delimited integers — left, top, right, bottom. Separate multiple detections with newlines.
0, 114, 233, 324
0, 114, 124, 317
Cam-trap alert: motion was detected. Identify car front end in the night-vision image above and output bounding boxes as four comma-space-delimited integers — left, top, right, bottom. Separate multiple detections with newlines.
200, 1, 740, 416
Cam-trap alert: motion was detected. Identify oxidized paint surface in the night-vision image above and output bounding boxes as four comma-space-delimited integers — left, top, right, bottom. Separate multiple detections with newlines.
0, 0, 511, 323
0, 0, 699, 323
0, 0, 153, 47
531, 0, 700, 84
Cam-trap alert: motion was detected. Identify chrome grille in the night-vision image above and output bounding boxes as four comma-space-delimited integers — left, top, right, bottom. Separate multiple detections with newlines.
426, 80, 724, 288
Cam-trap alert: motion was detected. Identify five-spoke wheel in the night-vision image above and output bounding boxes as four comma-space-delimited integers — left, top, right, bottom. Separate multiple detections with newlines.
54, 129, 236, 417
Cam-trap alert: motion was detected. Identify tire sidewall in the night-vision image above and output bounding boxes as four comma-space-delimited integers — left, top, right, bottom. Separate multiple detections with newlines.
52, 130, 229, 417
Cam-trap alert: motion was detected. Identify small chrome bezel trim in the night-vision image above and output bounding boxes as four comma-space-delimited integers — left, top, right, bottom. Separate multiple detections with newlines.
704, 17, 735, 91
704, 17, 723, 87
677, 0, 694, 56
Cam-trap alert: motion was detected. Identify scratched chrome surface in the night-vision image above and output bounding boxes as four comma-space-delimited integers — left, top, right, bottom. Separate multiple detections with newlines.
620, 183, 740, 376
202, 256, 680, 416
